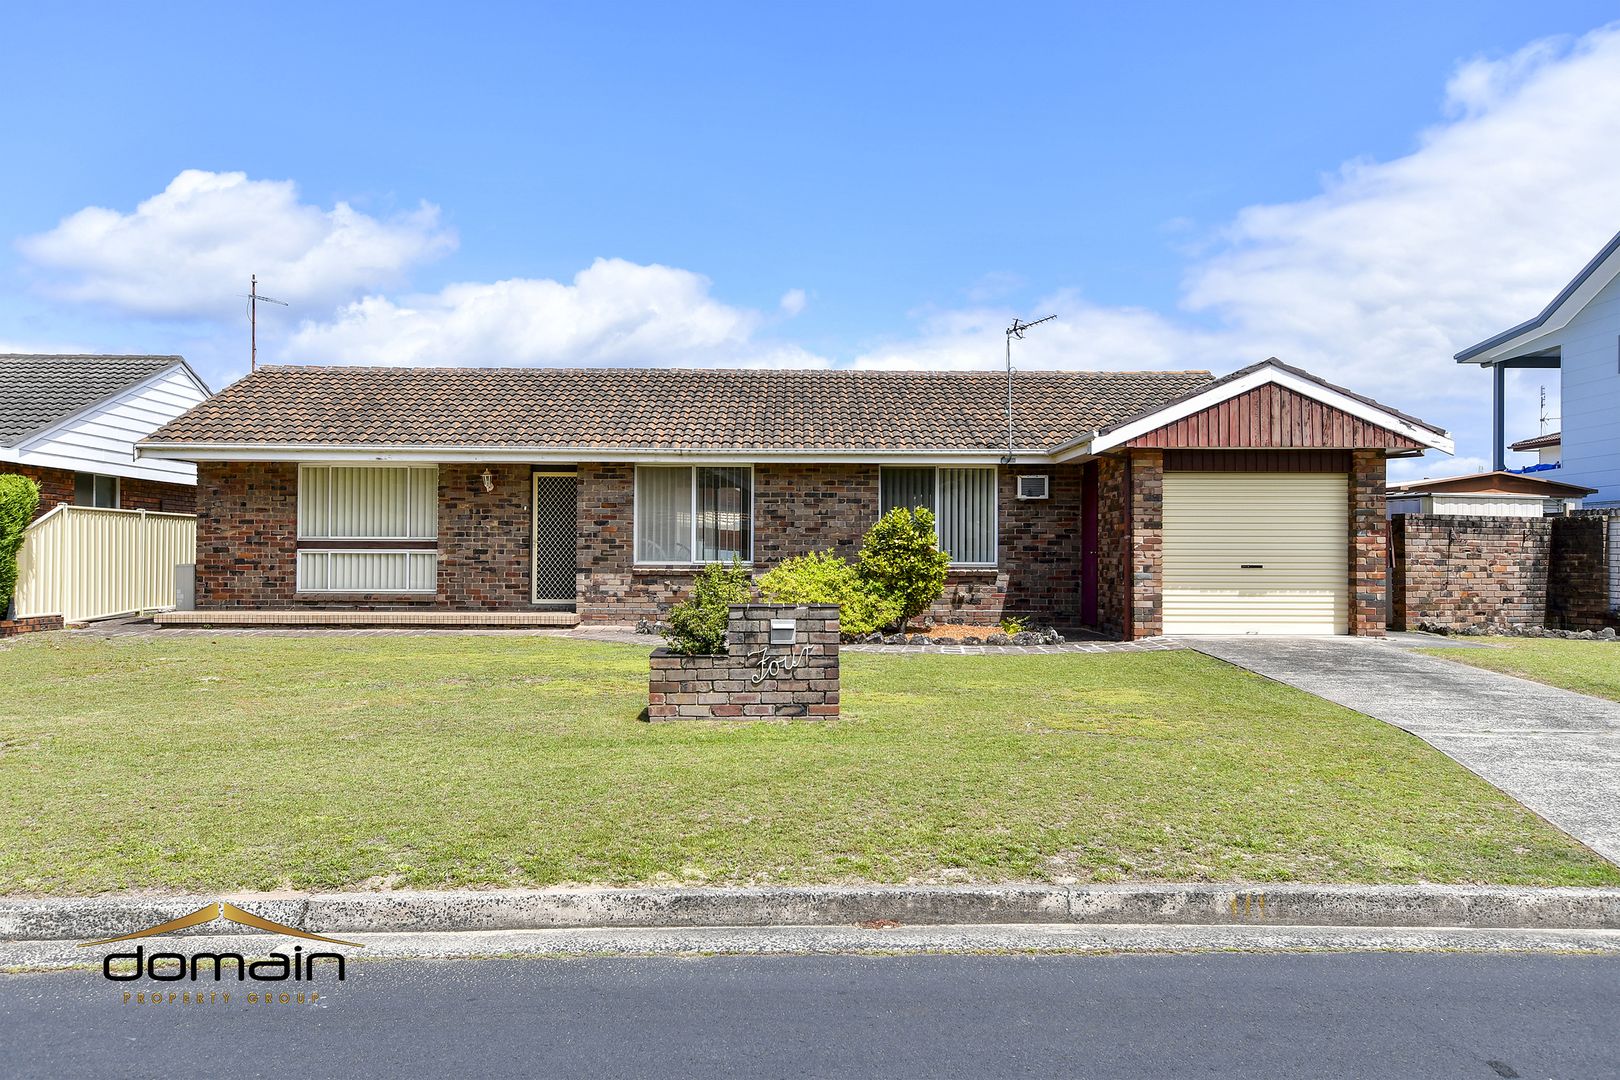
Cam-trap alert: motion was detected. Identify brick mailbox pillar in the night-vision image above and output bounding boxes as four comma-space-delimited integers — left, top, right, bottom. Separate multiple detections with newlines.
648, 603, 840, 720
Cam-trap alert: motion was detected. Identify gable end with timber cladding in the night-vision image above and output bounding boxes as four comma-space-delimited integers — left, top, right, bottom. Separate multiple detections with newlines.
1125, 383, 1425, 450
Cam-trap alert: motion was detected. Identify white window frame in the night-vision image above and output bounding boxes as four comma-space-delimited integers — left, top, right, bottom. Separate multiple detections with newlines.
74, 472, 121, 509
878, 466, 999, 568
296, 463, 438, 594
633, 465, 755, 567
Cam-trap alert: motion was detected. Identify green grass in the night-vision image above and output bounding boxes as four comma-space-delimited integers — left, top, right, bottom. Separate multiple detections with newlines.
1, 634, 1613, 895
1417, 637, 1620, 701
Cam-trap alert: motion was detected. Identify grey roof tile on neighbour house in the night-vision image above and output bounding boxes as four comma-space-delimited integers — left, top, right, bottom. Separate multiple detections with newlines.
144, 365, 1217, 453
1, 354, 187, 446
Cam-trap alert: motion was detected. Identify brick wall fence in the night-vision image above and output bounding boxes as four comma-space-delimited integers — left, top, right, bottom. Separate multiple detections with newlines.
1548, 511, 1614, 631
3, 464, 195, 518
1388, 514, 1550, 632
648, 604, 839, 720
1388, 511, 1619, 633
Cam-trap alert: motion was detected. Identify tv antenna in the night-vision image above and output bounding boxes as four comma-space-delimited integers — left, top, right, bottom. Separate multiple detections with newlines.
240, 275, 289, 372
1004, 314, 1057, 463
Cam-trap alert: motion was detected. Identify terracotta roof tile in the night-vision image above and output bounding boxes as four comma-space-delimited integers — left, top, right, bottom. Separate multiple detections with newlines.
145, 366, 1215, 453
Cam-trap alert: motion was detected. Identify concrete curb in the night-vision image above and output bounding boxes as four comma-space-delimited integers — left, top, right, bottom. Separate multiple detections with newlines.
5, 883, 1620, 942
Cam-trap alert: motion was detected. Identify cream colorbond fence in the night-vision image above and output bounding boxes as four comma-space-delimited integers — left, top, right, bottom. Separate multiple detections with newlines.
13, 506, 196, 622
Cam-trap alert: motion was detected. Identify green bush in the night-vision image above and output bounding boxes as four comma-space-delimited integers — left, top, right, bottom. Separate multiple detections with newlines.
755, 550, 902, 636
0, 474, 42, 616
857, 506, 950, 632
999, 615, 1027, 636
664, 558, 752, 655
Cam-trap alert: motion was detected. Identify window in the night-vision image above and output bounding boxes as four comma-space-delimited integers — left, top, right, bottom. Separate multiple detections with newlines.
635, 466, 753, 564
879, 466, 998, 566
296, 465, 438, 592
73, 473, 119, 508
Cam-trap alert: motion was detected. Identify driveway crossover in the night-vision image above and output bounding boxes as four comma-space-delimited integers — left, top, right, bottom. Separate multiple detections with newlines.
1189, 637, 1620, 865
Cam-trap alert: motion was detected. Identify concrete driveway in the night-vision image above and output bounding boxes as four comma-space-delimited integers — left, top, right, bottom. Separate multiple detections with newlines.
1188, 637, 1620, 866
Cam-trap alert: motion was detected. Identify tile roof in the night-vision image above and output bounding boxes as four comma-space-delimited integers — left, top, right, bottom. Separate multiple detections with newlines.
145, 365, 1216, 453
1, 354, 187, 447
1509, 431, 1561, 452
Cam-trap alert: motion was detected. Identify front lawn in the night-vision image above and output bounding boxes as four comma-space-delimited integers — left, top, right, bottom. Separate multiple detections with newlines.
1, 634, 1613, 894
1417, 637, 1620, 701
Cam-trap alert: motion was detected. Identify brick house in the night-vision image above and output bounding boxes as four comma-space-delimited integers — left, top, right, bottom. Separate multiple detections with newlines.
2, 354, 210, 516
137, 358, 1451, 638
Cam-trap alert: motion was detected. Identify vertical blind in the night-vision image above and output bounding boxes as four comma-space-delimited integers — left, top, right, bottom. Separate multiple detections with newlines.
299, 466, 438, 539
635, 466, 752, 563
297, 551, 437, 593
879, 467, 935, 516
879, 466, 997, 566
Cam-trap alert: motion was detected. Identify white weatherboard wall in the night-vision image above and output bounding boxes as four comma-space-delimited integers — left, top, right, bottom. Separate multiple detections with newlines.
1545, 272, 1620, 505
1161, 472, 1349, 635
13, 506, 196, 621
1386, 494, 1547, 518
9, 366, 206, 484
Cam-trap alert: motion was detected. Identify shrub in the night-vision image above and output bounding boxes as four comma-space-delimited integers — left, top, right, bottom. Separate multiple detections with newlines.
857, 506, 950, 632
756, 550, 902, 636
999, 615, 1027, 636
0, 474, 41, 617
663, 558, 752, 655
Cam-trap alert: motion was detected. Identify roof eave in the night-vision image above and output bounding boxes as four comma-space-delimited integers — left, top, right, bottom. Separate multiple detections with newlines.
136, 442, 1059, 465
1455, 227, 1620, 363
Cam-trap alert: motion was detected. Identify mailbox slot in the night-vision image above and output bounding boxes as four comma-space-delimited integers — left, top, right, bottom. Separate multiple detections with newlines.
769, 619, 796, 646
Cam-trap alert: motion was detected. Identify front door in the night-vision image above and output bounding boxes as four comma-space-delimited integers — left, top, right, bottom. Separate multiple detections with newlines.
532, 470, 578, 606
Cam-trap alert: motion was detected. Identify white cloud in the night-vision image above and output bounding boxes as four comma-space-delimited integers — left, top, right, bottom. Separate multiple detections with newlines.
290, 258, 826, 368
18, 170, 455, 319
779, 288, 808, 317
851, 24, 1620, 470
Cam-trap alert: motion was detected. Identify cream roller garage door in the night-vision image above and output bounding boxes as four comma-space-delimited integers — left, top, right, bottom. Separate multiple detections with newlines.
1161, 472, 1349, 635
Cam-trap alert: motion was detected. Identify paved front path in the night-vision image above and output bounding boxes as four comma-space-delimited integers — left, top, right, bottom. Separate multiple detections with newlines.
1190, 637, 1620, 865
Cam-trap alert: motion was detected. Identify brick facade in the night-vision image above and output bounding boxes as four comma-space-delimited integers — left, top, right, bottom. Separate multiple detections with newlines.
576, 461, 1084, 627
1349, 449, 1387, 636
648, 604, 839, 720
0, 614, 65, 637
1126, 450, 1165, 638
193, 451, 1397, 638
1388, 515, 1551, 632
2, 463, 195, 518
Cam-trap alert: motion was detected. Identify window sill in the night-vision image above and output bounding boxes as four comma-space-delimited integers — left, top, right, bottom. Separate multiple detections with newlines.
946, 566, 1001, 574
294, 592, 438, 602
632, 564, 755, 574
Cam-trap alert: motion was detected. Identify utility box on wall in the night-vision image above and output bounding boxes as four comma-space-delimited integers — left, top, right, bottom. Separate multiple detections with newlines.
648, 604, 841, 721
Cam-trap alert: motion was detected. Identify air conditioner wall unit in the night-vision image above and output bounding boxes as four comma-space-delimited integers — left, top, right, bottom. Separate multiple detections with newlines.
1016, 474, 1050, 500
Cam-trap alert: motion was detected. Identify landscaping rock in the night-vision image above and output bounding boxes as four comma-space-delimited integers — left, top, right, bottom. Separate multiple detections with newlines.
1011, 632, 1041, 646
986, 633, 1011, 645
961, 636, 981, 645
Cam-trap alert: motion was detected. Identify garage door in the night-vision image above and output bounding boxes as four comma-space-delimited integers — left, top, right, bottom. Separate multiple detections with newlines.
1161, 472, 1349, 635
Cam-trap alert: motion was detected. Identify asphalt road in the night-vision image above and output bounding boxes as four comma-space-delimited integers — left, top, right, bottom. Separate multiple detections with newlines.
3, 952, 1616, 1079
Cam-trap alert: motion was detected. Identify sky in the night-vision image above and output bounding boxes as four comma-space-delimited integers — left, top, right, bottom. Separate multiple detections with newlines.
4, 2, 1620, 479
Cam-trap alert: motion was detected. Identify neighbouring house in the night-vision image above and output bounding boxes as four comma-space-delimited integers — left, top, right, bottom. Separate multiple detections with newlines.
1, 354, 211, 516
1457, 228, 1620, 502
136, 357, 1451, 638
1510, 431, 1561, 468
1387, 471, 1595, 518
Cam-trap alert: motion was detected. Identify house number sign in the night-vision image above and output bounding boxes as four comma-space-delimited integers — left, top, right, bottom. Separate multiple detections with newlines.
745, 644, 817, 685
